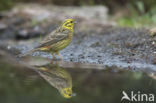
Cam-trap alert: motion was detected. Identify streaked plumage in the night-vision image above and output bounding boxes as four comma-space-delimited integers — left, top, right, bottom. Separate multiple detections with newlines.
36, 63, 73, 98
19, 19, 76, 59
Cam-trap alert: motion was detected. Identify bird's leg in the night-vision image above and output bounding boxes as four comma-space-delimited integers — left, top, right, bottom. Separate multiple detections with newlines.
56, 52, 62, 60
51, 52, 55, 62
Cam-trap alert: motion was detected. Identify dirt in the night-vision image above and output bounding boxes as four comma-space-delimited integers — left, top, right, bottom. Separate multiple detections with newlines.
0, 3, 156, 71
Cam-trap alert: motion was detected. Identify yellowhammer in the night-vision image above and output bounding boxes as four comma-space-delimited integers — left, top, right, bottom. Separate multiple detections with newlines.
20, 19, 76, 59
37, 63, 73, 98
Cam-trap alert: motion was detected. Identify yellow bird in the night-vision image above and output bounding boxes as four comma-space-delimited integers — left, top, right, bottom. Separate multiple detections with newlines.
20, 19, 76, 59
36, 63, 73, 98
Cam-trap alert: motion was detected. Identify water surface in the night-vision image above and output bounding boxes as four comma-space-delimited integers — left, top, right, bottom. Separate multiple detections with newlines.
0, 55, 156, 103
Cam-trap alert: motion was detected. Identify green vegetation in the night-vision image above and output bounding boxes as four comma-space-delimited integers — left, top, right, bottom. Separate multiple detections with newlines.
116, 11, 156, 27
0, 0, 155, 27
116, 1, 156, 27
0, 0, 13, 10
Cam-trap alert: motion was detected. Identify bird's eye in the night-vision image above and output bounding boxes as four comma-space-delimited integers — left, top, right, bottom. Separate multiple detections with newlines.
70, 21, 73, 23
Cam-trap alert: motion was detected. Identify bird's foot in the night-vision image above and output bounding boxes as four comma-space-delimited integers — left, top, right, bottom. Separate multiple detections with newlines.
56, 52, 63, 61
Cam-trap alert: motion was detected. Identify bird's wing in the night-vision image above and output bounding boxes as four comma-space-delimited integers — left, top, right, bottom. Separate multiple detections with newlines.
36, 29, 69, 48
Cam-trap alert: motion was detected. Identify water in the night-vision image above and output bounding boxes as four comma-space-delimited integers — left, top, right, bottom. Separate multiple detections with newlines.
0, 55, 156, 103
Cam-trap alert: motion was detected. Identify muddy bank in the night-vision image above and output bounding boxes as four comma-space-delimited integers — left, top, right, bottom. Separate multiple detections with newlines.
1, 27, 155, 70
0, 4, 155, 70
21, 28, 156, 69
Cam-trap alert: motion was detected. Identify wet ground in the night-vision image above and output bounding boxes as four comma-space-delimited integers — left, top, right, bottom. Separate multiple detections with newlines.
0, 4, 155, 70
1, 26, 156, 70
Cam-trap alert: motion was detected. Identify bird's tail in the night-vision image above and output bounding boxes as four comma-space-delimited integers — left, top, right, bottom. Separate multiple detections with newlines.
17, 48, 39, 57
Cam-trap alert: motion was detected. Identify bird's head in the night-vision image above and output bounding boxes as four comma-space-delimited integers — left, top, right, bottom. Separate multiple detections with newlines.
60, 87, 73, 98
62, 19, 76, 31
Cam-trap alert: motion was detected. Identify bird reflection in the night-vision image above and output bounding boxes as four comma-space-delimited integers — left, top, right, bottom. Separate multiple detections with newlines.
35, 62, 73, 98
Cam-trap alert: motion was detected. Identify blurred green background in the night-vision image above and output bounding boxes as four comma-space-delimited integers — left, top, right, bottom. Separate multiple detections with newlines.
0, 0, 156, 27
2, 0, 156, 12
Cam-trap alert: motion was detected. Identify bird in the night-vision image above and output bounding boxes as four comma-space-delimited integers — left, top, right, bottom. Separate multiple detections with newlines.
19, 19, 76, 60
36, 63, 73, 98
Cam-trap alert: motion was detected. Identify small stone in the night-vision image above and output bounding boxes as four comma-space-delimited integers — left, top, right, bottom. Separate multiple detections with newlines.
0, 13, 5, 19
152, 41, 155, 45
149, 27, 156, 36
151, 57, 156, 64
7, 46, 11, 50
18, 30, 28, 37
0, 23, 7, 30
90, 42, 101, 47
